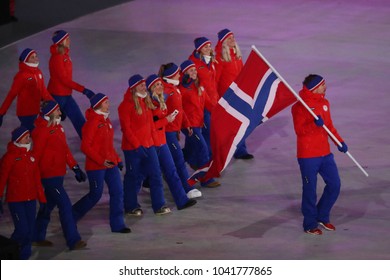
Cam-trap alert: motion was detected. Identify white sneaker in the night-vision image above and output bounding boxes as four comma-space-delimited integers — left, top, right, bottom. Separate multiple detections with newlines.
187, 189, 202, 199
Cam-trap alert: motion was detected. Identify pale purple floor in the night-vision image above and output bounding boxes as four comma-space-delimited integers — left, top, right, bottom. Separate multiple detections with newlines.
0, 0, 389, 260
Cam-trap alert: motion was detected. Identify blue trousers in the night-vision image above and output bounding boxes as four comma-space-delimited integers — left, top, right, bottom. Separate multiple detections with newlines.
234, 139, 249, 158
52, 95, 85, 139
182, 127, 215, 187
298, 154, 341, 231
34, 177, 81, 249
72, 167, 127, 232
18, 115, 37, 131
8, 200, 36, 260
202, 110, 212, 158
156, 144, 189, 208
123, 147, 166, 212
165, 131, 193, 193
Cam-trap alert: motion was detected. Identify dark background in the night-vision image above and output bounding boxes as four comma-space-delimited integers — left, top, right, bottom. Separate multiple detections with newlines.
0, 0, 132, 48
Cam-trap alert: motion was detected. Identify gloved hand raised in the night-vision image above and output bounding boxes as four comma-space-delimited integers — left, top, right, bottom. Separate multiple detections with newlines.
338, 142, 348, 153
82, 88, 95, 99
314, 115, 324, 127
72, 165, 87, 182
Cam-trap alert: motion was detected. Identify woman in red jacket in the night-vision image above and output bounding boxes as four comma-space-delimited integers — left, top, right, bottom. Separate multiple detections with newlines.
215, 28, 254, 160
189, 37, 219, 160
179, 60, 220, 188
72, 93, 130, 233
0, 48, 53, 131
32, 100, 87, 250
118, 75, 170, 216
47, 30, 95, 138
158, 63, 203, 194
0, 127, 46, 259
145, 73, 198, 207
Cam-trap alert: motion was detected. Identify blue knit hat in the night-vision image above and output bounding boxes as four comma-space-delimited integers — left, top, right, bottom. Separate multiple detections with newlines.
180, 60, 195, 74
304, 75, 325, 91
12, 126, 30, 143
90, 93, 108, 109
194, 37, 211, 52
162, 63, 180, 79
218, 28, 233, 43
19, 48, 36, 62
41, 100, 60, 116
128, 74, 145, 89
52, 30, 69, 45
146, 74, 162, 90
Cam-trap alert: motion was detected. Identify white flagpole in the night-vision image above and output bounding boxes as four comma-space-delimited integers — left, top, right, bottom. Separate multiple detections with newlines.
251, 45, 369, 177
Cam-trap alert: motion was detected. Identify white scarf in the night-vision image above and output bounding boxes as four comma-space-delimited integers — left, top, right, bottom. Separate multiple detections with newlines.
136, 92, 148, 99
163, 77, 179, 86
14, 142, 32, 151
44, 116, 61, 125
24, 62, 39, 68
203, 55, 211, 64
95, 109, 109, 119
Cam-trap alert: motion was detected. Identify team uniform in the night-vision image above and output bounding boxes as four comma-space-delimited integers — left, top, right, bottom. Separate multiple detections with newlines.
0, 50, 53, 131
291, 77, 344, 233
0, 128, 46, 259
32, 107, 85, 250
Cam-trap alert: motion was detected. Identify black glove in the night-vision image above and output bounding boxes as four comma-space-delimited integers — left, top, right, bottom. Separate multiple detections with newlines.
72, 165, 87, 182
338, 142, 348, 153
314, 115, 324, 127
118, 161, 124, 171
0, 114, 3, 127
82, 88, 95, 99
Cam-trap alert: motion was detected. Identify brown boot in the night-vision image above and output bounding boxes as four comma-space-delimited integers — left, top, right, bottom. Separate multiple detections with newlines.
71, 240, 87, 250
32, 240, 54, 247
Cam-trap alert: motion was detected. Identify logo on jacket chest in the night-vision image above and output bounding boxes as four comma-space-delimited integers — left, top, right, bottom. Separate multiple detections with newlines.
323, 105, 328, 112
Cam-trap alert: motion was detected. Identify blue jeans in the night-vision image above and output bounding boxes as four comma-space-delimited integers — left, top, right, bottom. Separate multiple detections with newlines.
123, 147, 166, 212
52, 95, 85, 139
72, 167, 127, 232
34, 177, 81, 249
298, 154, 341, 231
8, 200, 36, 259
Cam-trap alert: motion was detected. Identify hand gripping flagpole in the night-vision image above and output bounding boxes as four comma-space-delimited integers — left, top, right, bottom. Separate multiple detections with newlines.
251, 45, 368, 177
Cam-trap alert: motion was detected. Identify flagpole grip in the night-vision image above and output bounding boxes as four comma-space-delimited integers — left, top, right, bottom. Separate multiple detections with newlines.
251, 45, 369, 177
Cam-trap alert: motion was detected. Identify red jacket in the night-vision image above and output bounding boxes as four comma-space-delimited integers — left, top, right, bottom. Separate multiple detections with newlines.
151, 99, 169, 146
81, 108, 122, 171
0, 63, 53, 117
118, 89, 156, 150
179, 80, 213, 128
291, 87, 344, 158
32, 116, 78, 178
189, 51, 218, 107
163, 81, 190, 132
214, 42, 243, 98
0, 142, 46, 203
47, 45, 85, 95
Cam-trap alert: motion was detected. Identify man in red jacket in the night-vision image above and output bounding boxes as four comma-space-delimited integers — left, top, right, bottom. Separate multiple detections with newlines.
291, 74, 348, 235
0, 48, 53, 131
0, 126, 46, 259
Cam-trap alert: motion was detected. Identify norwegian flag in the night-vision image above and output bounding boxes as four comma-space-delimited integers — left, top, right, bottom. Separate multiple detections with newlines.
188, 47, 297, 185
